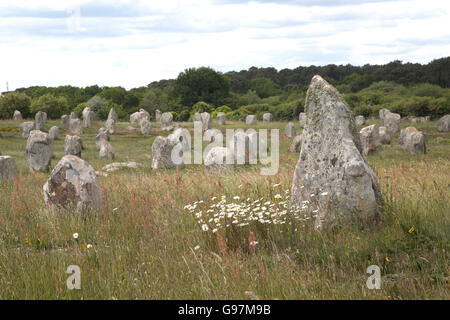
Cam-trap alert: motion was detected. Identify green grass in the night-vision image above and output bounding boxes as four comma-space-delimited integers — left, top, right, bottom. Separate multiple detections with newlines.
0, 118, 449, 299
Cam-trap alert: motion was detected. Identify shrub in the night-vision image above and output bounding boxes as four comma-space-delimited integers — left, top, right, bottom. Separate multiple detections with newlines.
30, 93, 69, 119
0, 92, 31, 119
176, 110, 190, 122
96, 102, 128, 120
212, 105, 232, 118
191, 101, 214, 115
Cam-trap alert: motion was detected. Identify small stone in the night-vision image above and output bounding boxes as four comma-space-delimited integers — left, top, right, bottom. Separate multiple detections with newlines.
64, 135, 83, 157
19, 121, 35, 138
285, 122, 296, 138
0, 156, 17, 181
13, 110, 22, 120
359, 124, 382, 156
49, 126, 59, 140
263, 113, 273, 122
26, 130, 53, 172
245, 115, 257, 125
99, 140, 115, 160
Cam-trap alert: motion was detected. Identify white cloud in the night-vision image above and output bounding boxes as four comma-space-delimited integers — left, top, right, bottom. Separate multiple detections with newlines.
0, 0, 449, 91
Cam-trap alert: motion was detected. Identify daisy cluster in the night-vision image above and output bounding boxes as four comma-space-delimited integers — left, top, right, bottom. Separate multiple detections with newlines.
183, 185, 325, 233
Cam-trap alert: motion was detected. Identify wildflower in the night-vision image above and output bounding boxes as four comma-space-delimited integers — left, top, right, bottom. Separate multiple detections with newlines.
211, 197, 217, 201
274, 194, 281, 199
201, 224, 209, 232
408, 226, 415, 234
194, 245, 200, 250
233, 196, 240, 200
113, 207, 118, 211
385, 257, 390, 262
320, 192, 328, 196
87, 244, 93, 249
73, 233, 79, 239
212, 228, 218, 233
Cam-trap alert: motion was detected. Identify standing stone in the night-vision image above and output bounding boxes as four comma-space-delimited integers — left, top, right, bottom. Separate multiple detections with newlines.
140, 119, 152, 136
19, 122, 35, 138
0, 156, 17, 181
130, 112, 141, 123
82, 107, 95, 128
160, 112, 174, 131
35, 111, 47, 131
61, 115, 69, 129
69, 118, 82, 135
285, 122, 296, 138
95, 128, 110, 150
49, 126, 59, 140
155, 109, 162, 122
399, 127, 426, 154
291, 75, 383, 225
299, 112, 307, 128
355, 115, 365, 126
130, 109, 149, 124
217, 112, 226, 125
204, 147, 233, 173
99, 140, 115, 160
139, 109, 150, 122
13, 110, 22, 120
108, 108, 119, 122
437, 115, 450, 132
383, 112, 401, 133
26, 130, 53, 172
359, 124, 382, 156
151, 136, 184, 169
289, 135, 302, 153
245, 115, 257, 125
379, 126, 391, 144
200, 112, 212, 131
263, 113, 273, 122
104, 119, 116, 134
64, 135, 83, 157
193, 112, 202, 122
379, 108, 390, 122
43, 155, 102, 211
70, 112, 78, 120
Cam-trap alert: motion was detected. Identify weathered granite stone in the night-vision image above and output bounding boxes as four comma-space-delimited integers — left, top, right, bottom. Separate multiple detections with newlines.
43, 155, 102, 211
151, 136, 184, 169
99, 140, 115, 160
437, 115, 450, 132
285, 122, 296, 138
200, 112, 212, 131
359, 124, 382, 156
160, 112, 174, 131
399, 127, 426, 154
379, 126, 391, 144
108, 108, 118, 122
379, 108, 390, 122
263, 113, 273, 122
35, 111, 47, 131
104, 119, 116, 134
82, 107, 95, 128
13, 110, 22, 120
61, 115, 69, 129
355, 115, 365, 126
140, 119, 152, 136
217, 112, 226, 125
289, 135, 302, 153
64, 135, 83, 157
299, 112, 307, 128
19, 121, 35, 138
69, 118, 83, 135
155, 109, 161, 122
245, 115, 257, 125
26, 130, 53, 172
49, 126, 59, 140
95, 129, 110, 150
0, 156, 17, 181
291, 75, 383, 225
383, 112, 401, 133
204, 147, 233, 173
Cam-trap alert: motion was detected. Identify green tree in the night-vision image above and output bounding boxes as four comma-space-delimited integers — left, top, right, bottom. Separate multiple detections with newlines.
0, 92, 31, 119
30, 93, 69, 119
248, 77, 281, 98
172, 67, 231, 107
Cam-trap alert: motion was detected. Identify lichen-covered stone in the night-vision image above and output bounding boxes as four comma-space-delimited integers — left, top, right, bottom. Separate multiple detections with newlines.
104, 119, 116, 134
355, 115, 365, 126
82, 107, 95, 128
289, 135, 302, 153
155, 109, 161, 122
49, 126, 59, 140
151, 136, 184, 169
61, 115, 69, 129
95, 129, 110, 150
0, 156, 17, 181
99, 140, 115, 160
245, 115, 257, 125
383, 112, 401, 133
13, 110, 22, 120
204, 147, 233, 173
160, 112, 174, 131
43, 155, 102, 211
291, 75, 383, 225
399, 127, 426, 154
299, 112, 307, 128
379, 126, 391, 144
217, 112, 226, 125
140, 119, 152, 136
285, 122, 296, 138
19, 121, 35, 138
26, 130, 53, 172
108, 108, 119, 122
64, 135, 83, 157
35, 111, 47, 131
263, 113, 273, 122
359, 124, 382, 156
437, 115, 450, 132
69, 118, 83, 135
200, 112, 212, 131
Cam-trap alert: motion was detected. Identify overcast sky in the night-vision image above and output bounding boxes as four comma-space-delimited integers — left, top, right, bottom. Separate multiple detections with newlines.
1, 0, 449, 91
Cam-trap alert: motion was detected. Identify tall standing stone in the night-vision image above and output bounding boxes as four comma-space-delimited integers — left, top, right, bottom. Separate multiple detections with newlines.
299, 112, 307, 128
108, 108, 119, 122
359, 124, 382, 156
64, 135, 83, 157
95, 128, 110, 150
105, 119, 116, 134
49, 126, 59, 140
82, 107, 95, 128
291, 75, 383, 225
285, 122, 296, 138
69, 118, 83, 135
200, 112, 212, 131
160, 112, 174, 131
26, 130, 53, 172
383, 112, 401, 133
13, 110, 22, 120
35, 111, 47, 131
246, 115, 257, 125
155, 109, 162, 122
140, 119, 152, 136
152, 136, 185, 169
217, 112, 226, 125
43, 155, 102, 211
263, 113, 273, 122
437, 115, 450, 132
355, 115, 365, 126
289, 135, 302, 153
61, 115, 69, 129
99, 140, 115, 160
399, 127, 426, 154
379, 108, 390, 122
19, 122, 35, 138
379, 126, 391, 144
0, 156, 17, 181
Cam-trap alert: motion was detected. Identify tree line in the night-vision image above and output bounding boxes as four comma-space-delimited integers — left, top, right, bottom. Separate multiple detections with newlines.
0, 56, 449, 121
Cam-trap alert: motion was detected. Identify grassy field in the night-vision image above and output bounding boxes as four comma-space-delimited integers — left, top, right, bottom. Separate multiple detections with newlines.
0, 118, 449, 299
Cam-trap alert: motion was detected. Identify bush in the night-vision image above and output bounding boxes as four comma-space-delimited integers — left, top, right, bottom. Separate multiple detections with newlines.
410, 83, 444, 98
72, 102, 89, 118
176, 110, 190, 122
30, 93, 69, 119
0, 92, 31, 119
96, 102, 128, 120
212, 105, 232, 118
191, 101, 215, 115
